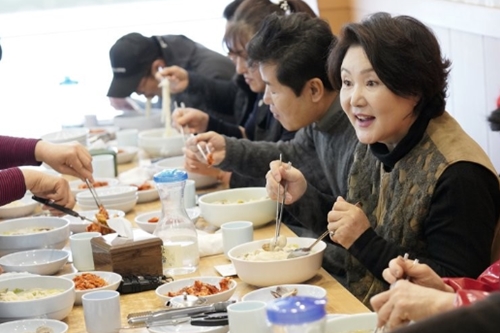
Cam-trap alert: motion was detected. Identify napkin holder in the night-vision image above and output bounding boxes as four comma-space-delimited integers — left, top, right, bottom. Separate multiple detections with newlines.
91, 229, 163, 276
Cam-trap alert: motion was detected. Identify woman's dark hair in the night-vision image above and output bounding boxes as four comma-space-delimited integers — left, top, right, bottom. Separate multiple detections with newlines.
328, 12, 451, 118
223, 0, 245, 21
223, 0, 316, 56
247, 13, 335, 95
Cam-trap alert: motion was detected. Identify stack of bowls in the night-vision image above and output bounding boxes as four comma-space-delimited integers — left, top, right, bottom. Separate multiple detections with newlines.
76, 186, 138, 213
69, 177, 120, 197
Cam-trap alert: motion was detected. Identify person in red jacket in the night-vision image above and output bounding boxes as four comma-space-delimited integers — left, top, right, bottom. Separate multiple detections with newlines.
370, 255, 500, 330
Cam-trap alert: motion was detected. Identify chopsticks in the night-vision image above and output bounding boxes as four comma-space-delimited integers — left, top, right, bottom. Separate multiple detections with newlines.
375, 253, 419, 333
175, 101, 188, 144
273, 154, 292, 247
190, 134, 212, 165
85, 178, 104, 210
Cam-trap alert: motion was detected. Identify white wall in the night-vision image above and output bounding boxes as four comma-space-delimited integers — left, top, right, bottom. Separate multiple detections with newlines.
352, 0, 500, 171
0, 0, 230, 138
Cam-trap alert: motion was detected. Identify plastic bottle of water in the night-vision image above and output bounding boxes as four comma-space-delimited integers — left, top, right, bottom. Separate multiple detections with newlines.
153, 169, 199, 275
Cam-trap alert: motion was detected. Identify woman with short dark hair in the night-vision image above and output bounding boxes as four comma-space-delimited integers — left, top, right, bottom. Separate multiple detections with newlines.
321, 12, 500, 305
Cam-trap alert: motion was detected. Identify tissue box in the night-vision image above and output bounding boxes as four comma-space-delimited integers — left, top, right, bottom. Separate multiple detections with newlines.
91, 229, 163, 276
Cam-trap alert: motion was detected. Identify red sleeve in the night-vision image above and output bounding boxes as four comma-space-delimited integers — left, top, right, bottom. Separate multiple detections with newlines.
443, 260, 500, 306
0, 168, 27, 206
444, 260, 500, 293
0, 136, 40, 169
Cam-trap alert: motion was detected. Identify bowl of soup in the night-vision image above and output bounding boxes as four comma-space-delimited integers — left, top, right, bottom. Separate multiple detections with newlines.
138, 128, 185, 158
228, 237, 326, 287
0, 217, 70, 257
0, 276, 75, 322
198, 187, 274, 228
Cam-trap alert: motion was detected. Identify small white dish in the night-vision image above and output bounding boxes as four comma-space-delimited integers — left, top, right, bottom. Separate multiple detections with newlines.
0, 318, 69, 332
0, 249, 69, 275
77, 193, 137, 206
116, 146, 139, 164
60, 271, 122, 305
134, 211, 160, 234
155, 276, 236, 305
135, 208, 200, 234
76, 185, 138, 202
64, 209, 125, 233
136, 181, 159, 203
78, 196, 138, 213
242, 284, 327, 303
69, 178, 120, 196
0, 194, 39, 220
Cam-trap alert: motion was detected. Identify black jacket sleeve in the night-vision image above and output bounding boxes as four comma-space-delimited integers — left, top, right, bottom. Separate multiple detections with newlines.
348, 162, 500, 281
186, 72, 239, 116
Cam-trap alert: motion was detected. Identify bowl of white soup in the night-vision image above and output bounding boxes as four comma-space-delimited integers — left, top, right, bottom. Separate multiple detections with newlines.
0, 276, 75, 322
228, 237, 326, 287
0, 216, 70, 257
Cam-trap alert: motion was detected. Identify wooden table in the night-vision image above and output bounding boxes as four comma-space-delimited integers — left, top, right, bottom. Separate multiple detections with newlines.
61, 161, 370, 332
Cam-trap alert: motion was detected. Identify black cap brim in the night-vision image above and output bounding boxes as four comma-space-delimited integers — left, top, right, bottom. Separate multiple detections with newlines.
106, 70, 145, 98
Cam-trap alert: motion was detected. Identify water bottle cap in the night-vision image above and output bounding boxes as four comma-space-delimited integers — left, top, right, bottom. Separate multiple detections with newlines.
266, 296, 327, 325
153, 169, 188, 183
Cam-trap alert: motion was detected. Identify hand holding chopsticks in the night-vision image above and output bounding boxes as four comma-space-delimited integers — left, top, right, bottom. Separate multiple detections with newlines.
184, 132, 224, 167
371, 254, 423, 332
265, 158, 307, 205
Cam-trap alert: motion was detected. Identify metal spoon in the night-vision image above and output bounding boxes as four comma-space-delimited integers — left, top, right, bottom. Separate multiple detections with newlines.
287, 229, 332, 259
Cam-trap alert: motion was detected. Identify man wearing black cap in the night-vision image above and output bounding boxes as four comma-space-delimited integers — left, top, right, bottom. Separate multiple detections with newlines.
107, 33, 235, 116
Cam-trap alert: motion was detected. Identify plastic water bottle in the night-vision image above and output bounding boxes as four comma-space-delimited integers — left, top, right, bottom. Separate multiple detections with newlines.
267, 296, 327, 333
153, 169, 199, 275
